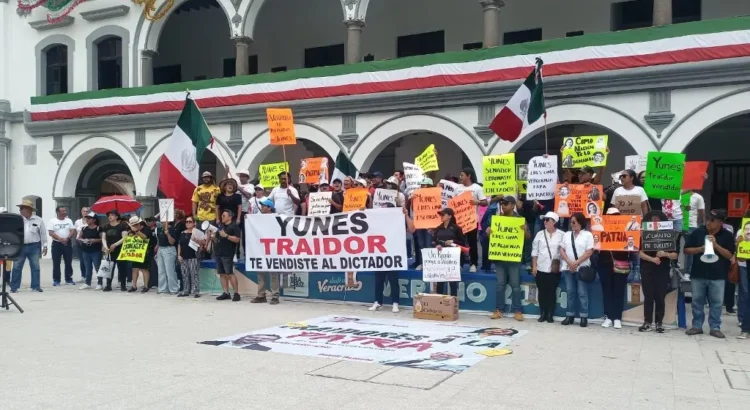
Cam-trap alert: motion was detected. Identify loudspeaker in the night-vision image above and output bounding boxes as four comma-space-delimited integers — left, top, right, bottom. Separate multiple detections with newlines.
0, 213, 24, 259
700, 237, 718, 264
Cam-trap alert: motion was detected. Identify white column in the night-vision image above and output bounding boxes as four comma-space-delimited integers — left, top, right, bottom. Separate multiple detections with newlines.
653, 0, 672, 26
233, 37, 252, 76
140, 50, 157, 87
479, 0, 505, 48
345, 20, 365, 64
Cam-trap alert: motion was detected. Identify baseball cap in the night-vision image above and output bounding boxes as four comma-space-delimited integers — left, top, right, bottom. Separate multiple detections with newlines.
86, 211, 97, 218
539, 211, 559, 223
421, 177, 434, 186
259, 198, 275, 209
438, 208, 455, 216
708, 209, 727, 221
371, 171, 383, 178
580, 166, 595, 175
254, 184, 264, 191
202, 171, 213, 178
236, 169, 250, 177
500, 195, 516, 204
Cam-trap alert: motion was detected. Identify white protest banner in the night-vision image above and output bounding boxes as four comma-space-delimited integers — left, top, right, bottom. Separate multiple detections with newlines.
439, 179, 459, 207
158, 199, 175, 222
245, 208, 408, 272
403, 162, 424, 196
526, 155, 557, 201
373, 188, 397, 208
625, 155, 647, 173
421, 247, 461, 282
189, 228, 205, 251
307, 192, 332, 216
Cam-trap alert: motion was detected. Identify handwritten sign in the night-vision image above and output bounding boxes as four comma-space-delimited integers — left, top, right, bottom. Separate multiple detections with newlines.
373, 188, 397, 208
299, 157, 328, 185
258, 162, 288, 188
448, 191, 477, 234
729, 192, 750, 218
644, 151, 685, 200
553, 184, 604, 218
599, 215, 641, 252
412, 187, 442, 229
488, 215, 525, 262
483, 154, 516, 196
682, 161, 708, 190
613, 194, 642, 216
421, 247, 461, 282
266, 108, 296, 145
307, 191, 332, 216
561, 135, 609, 168
624, 155, 647, 173
403, 162, 424, 196
158, 199, 174, 222
516, 164, 528, 181
415, 144, 439, 172
526, 155, 557, 201
343, 188, 368, 212
439, 179, 459, 208
642, 230, 678, 252
117, 236, 148, 263
738, 218, 750, 259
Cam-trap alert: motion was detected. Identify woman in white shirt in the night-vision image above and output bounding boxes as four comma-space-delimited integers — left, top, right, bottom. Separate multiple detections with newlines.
559, 213, 595, 327
531, 212, 564, 324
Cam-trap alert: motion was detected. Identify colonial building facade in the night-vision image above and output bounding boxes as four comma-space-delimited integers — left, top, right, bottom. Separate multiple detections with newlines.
1, 0, 749, 220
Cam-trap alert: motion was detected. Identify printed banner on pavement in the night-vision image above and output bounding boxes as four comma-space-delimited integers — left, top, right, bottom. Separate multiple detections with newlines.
199, 315, 527, 373
245, 209, 407, 272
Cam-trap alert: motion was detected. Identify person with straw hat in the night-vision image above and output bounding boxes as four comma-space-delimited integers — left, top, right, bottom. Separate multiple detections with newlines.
9, 199, 48, 293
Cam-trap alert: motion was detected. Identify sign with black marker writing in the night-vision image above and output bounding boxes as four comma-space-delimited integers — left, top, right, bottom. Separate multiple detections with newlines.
644, 151, 685, 200
642, 230, 678, 252
421, 247, 461, 282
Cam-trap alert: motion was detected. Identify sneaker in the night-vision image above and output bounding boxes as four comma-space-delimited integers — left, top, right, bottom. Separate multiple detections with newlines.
53, 281, 60, 287
685, 327, 704, 336
415, 265, 422, 271
65, 280, 76, 285
10, 289, 17, 293
602, 319, 612, 328
514, 311, 524, 322
194, 294, 201, 298
469, 265, 477, 273
79, 284, 91, 290
249, 296, 266, 303
216, 293, 231, 301
94, 285, 102, 290
269, 298, 279, 305
103, 286, 112, 292
614, 320, 622, 329
490, 310, 503, 320
639, 323, 652, 332
392, 303, 400, 313
368, 302, 381, 311
31, 287, 43, 293
737, 332, 750, 340
655, 323, 665, 333
710, 329, 726, 339
232, 293, 241, 302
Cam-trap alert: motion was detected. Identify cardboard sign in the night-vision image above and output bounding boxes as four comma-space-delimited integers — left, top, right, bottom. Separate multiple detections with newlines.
483, 154, 516, 196
307, 191, 332, 216
448, 191, 477, 234
373, 188, 397, 208
343, 188, 368, 212
561, 135, 609, 168
598, 215, 642, 252
403, 162, 424, 196
266, 108, 296, 145
299, 157, 329, 185
729, 192, 750, 218
415, 144, 439, 172
117, 235, 148, 263
258, 162, 288, 188
738, 218, 750, 259
624, 155, 647, 173
439, 179, 459, 208
644, 151, 685, 200
526, 155, 557, 201
517, 181, 527, 194
642, 230, 678, 252
554, 184, 604, 218
682, 161, 708, 190
613, 194, 643, 216
158, 199, 174, 222
516, 164, 528, 181
421, 247, 461, 282
487, 215, 525, 262
412, 187, 442, 229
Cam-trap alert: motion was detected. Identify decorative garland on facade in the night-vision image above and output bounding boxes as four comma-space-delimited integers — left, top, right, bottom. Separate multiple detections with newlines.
133, 0, 174, 21
17, 0, 87, 22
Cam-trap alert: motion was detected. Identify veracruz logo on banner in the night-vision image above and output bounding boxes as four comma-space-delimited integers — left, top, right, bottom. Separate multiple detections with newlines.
245, 208, 408, 272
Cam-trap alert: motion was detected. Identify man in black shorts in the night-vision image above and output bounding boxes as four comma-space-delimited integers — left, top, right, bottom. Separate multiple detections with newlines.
215, 210, 242, 301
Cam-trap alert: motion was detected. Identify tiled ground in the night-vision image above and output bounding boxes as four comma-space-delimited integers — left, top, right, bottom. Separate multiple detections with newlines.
3, 260, 750, 409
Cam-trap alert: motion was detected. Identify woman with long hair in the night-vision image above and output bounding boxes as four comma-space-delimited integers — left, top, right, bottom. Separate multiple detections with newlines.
559, 213, 595, 327
216, 179, 243, 228
431, 208, 466, 297
177, 216, 201, 297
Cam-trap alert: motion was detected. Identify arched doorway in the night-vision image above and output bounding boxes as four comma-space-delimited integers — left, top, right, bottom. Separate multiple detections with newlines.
75, 151, 135, 210
366, 131, 472, 179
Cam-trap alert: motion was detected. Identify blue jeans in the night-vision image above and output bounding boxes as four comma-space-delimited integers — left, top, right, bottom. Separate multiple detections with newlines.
80, 251, 102, 286
156, 246, 179, 294
51, 241, 74, 283
628, 252, 641, 283
684, 227, 697, 275
691, 278, 725, 330
495, 262, 522, 312
480, 231, 490, 270
413, 229, 432, 266
739, 266, 749, 326
563, 270, 590, 318
10, 243, 42, 291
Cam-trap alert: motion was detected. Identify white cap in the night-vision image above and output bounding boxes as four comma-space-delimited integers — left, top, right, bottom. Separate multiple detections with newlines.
356, 178, 367, 186
254, 184, 264, 190
606, 208, 621, 215
236, 169, 250, 177
539, 211, 560, 223
86, 211, 97, 218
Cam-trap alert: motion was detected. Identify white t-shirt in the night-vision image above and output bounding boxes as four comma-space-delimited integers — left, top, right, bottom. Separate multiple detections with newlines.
610, 186, 649, 216
685, 192, 705, 228
249, 196, 264, 215
74, 218, 86, 234
455, 183, 487, 215
48, 217, 75, 242
661, 197, 682, 221
239, 183, 254, 213
531, 229, 564, 273
269, 186, 300, 216
560, 230, 595, 271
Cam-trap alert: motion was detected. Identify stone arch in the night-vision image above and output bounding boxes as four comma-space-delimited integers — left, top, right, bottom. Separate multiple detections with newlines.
489, 100, 656, 155
661, 87, 750, 153
241, 0, 350, 39
35, 34, 75, 96
53, 135, 140, 198
85, 25, 131, 90
350, 112, 484, 179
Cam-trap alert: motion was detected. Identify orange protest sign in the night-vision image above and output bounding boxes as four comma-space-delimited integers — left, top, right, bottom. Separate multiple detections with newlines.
266, 108, 296, 145
298, 157, 329, 185
729, 192, 750, 218
448, 191, 477, 234
343, 187, 368, 212
554, 184, 603, 218
598, 215, 642, 252
412, 187, 442, 229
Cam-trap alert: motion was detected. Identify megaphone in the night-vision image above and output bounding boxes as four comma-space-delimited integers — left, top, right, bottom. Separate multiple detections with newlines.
700, 237, 718, 264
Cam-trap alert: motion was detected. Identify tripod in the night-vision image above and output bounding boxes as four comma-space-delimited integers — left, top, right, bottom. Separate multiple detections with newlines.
1, 260, 23, 313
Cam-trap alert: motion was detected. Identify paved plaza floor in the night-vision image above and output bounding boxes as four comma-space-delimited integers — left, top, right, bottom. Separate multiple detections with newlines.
4, 260, 750, 410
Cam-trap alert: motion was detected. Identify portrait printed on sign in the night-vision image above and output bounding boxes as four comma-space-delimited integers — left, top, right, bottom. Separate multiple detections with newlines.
600, 215, 642, 252
516, 164, 528, 181
554, 184, 604, 218
560, 135, 609, 168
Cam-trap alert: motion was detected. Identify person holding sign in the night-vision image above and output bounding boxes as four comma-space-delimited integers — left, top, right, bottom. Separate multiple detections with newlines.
432, 208, 466, 297
737, 215, 750, 339
126, 216, 155, 293
612, 170, 649, 217
155, 216, 179, 295
457, 168, 487, 273
531, 211, 564, 324
214, 210, 243, 302
596, 208, 633, 330
250, 198, 284, 305
177, 216, 201, 298
638, 210, 678, 333
559, 213, 595, 327
369, 205, 416, 312
268, 172, 301, 216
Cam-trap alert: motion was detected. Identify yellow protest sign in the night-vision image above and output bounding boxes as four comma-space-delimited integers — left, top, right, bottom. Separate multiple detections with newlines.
117, 235, 148, 263
266, 108, 297, 145
517, 181, 527, 194
483, 154, 515, 197
561, 135, 609, 168
488, 215, 525, 262
738, 218, 750, 260
415, 144, 439, 172
258, 162, 288, 188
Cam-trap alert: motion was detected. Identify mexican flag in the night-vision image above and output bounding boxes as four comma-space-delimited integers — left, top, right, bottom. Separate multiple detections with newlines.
158, 97, 212, 215
489, 58, 545, 143
331, 151, 357, 183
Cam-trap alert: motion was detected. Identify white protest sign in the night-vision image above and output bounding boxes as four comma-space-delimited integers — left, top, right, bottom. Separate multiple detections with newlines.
373, 189, 397, 208
421, 247, 461, 282
307, 191, 332, 216
245, 208, 408, 272
439, 179, 459, 207
189, 228, 205, 251
403, 162, 424, 197
625, 155, 647, 173
526, 155, 557, 201
158, 199, 175, 222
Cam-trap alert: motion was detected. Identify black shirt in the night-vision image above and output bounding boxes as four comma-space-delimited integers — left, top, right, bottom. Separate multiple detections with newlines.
431, 223, 466, 247
215, 223, 241, 257
216, 193, 242, 219
179, 231, 197, 260
137, 225, 157, 252
103, 222, 128, 250
330, 191, 344, 214
685, 226, 736, 280
596, 250, 630, 273
157, 224, 177, 247
79, 226, 102, 253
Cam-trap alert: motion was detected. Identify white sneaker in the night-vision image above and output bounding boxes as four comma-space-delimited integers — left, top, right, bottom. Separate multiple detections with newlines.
614, 320, 622, 329
392, 303, 400, 313
79, 284, 91, 290
368, 302, 381, 311
415, 265, 422, 270
602, 319, 612, 328
95, 285, 103, 290
469, 265, 477, 273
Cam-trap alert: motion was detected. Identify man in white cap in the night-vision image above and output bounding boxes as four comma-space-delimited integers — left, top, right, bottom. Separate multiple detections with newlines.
235, 169, 254, 258
10, 199, 48, 293
191, 171, 220, 225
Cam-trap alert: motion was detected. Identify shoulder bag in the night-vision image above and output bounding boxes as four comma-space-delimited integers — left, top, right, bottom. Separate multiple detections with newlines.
612, 252, 631, 274
729, 257, 740, 284
571, 231, 596, 283
543, 231, 561, 273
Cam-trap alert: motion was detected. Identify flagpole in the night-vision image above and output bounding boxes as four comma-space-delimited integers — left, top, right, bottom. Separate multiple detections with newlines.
188, 89, 234, 180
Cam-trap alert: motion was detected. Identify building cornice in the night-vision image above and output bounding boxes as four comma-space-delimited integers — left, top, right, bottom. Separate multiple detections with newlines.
23, 57, 750, 137
29, 16, 74, 31
80, 5, 130, 22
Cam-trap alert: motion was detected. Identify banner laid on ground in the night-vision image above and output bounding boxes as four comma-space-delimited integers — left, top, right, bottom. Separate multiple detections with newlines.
561, 135, 609, 168
199, 315, 526, 373
245, 209, 407, 272
118, 236, 148, 263
421, 247, 461, 282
